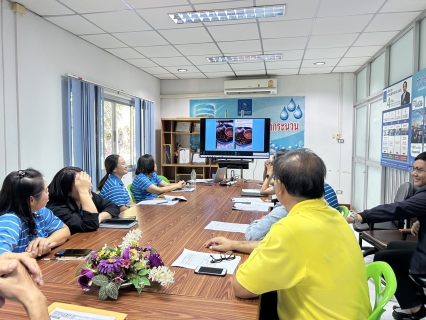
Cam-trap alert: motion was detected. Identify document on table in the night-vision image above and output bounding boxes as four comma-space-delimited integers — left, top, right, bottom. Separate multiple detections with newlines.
171, 187, 195, 192
137, 199, 179, 206
164, 195, 187, 201
171, 248, 241, 274
232, 202, 274, 212
230, 197, 265, 203
49, 307, 115, 320
204, 221, 249, 233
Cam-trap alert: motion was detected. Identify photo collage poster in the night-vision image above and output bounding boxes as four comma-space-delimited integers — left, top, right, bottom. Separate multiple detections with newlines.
381, 67, 426, 171
189, 96, 305, 154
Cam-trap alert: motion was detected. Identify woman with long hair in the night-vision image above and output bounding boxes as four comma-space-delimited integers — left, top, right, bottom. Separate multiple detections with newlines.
47, 167, 120, 234
99, 154, 133, 212
132, 154, 185, 202
0, 169, 70, 256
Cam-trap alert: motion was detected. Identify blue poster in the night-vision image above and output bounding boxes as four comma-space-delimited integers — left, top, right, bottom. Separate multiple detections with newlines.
189, 97, 305, 153
410, 68, 426, 164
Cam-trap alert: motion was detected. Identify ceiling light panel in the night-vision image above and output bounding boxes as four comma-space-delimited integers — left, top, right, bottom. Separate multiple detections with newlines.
207, 54, 282, 63
169, 5, 284, 24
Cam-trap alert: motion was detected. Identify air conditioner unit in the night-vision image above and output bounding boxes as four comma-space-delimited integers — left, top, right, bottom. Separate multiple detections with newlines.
224, 78, 277, 95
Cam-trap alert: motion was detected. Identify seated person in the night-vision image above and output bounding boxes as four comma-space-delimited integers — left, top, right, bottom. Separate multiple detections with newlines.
206, 149, 371, 319
99, 154, 134, 212
0, 169, 70, 255
47, 167, 120, 234
132, 154, 185, 202
0, 253, 49, 319
347, 152, 426, 320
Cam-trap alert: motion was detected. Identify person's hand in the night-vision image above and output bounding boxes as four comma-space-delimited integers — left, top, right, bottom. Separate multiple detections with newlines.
0, 253, 43, 286
266, 163, 274, 176
74, 172, 92, 196
25, 238, 56, 257
412, 220, 420, 236
264, 159, 272, 168
204, 237, 236, 252
178, 180, 186, 188
0, 260, 48, 318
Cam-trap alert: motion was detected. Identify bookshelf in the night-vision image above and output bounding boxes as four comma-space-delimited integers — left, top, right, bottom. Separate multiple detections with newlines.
161, 118, 218, 182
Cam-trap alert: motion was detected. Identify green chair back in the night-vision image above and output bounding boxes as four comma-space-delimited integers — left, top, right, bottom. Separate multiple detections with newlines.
366, 261, 397, 320
158, 175, 170, 183
339, 205, 350, 218
127, 184, 136, 203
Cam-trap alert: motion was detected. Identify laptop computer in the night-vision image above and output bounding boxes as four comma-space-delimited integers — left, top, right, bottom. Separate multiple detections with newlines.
204, 167, 227, 183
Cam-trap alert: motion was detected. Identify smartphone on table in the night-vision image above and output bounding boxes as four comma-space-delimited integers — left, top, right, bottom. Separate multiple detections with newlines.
194, 266, 227, 277
54, 249, 92, 257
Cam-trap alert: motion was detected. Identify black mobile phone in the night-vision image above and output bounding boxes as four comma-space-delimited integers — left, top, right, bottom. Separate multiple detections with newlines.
194, 266, 227, 277
54, 249, 92, 257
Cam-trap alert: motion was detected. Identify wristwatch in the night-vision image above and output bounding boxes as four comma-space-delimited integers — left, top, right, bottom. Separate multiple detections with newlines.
266, 174, 271, 179
350, 213, 359, 223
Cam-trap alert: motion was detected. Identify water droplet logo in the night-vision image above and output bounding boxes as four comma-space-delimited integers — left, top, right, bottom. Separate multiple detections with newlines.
287, 98, 296, 112
280, 106, 289, 120
293, 105, 303, 119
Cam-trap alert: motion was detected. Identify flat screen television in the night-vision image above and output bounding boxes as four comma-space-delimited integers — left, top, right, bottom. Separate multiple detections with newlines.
199, 118, 270, 159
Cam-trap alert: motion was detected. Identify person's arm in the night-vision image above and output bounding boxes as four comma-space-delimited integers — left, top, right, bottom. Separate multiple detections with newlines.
262, 159, 272, 181
25, 224, 70, 257
204, 236, 259, 254
0, 252, 43, 286
74, 172, 98, 214
245, 205, 289, 240
147, 180, 186, 194
91, 193, 120, 223
232, 273, 258, 299
0, 260, 49, 319
260, 163, 274, 194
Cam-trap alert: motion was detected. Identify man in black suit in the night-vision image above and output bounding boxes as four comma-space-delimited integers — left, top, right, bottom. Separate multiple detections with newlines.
401, 81, 411, 105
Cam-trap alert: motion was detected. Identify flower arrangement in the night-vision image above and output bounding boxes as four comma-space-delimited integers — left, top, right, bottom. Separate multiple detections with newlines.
76, 229, 175, 300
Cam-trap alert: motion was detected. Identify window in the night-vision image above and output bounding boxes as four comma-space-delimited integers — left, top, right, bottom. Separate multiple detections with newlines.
102, 97, 137, 169
389, 29, 413, 84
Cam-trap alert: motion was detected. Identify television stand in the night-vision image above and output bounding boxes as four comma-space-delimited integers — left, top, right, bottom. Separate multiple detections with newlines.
217, 159, 253, 180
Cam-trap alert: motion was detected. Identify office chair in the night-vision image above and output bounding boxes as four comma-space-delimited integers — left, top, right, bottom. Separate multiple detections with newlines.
127, 184, 136, 203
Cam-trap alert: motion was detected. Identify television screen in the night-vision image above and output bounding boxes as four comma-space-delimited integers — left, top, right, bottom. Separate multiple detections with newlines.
199, 118, 270, 159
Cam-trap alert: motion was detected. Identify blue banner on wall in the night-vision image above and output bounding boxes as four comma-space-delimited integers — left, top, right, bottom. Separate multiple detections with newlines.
189, 97, 305, 153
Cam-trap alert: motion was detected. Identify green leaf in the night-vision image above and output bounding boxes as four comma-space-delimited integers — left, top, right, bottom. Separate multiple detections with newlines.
106, 282, 119, 300
141, 277, 151, 286
138, 269, 149, 276
92, 275, 109, 287
129, 278, 140, 288
136, 286, 143, 294
99, 286, 108, 300
75, 267, 83, 277
133, 261, 145, 270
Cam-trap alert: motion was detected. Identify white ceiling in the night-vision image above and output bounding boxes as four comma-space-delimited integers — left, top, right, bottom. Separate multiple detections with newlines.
14, 0, 426, 80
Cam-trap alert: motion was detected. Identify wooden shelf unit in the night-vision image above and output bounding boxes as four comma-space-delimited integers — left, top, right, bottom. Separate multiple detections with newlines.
161, 118, 218, 182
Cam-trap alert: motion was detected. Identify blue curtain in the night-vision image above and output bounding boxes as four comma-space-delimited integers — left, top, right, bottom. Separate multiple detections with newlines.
143, 100, 155, 156
65, 78, 103, 189
134, 97, 142, 162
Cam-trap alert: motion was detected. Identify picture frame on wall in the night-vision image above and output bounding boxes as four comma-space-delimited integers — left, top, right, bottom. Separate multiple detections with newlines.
178, 148, 190, 164
175, 121, 191, 132
192, 122, 201, 133
192, 152, 205, 164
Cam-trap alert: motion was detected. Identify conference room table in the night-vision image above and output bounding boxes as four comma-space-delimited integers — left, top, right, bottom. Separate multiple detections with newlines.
1, 180, 269, 319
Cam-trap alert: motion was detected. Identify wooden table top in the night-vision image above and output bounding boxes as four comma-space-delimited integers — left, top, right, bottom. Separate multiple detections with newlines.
2, 180, 268, 319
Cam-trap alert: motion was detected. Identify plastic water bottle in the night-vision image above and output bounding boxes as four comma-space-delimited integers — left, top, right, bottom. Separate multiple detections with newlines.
190, 169, 197, 190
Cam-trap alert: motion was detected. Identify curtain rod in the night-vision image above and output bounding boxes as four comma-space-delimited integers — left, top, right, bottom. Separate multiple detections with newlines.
66, 74, 154, 103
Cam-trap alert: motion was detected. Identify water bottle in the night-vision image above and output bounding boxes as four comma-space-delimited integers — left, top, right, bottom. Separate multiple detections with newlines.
190, 169, 197, 190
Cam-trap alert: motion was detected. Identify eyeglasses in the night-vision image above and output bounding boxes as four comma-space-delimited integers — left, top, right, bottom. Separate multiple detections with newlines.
410, 166, 425, 174
210, 251, 235, 263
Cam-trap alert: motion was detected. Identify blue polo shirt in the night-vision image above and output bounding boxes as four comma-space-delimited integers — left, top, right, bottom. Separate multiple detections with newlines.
0, 207, 64, 253
132, 173, 163, 202
100, 174, 130, 207
324, 183, 339, 211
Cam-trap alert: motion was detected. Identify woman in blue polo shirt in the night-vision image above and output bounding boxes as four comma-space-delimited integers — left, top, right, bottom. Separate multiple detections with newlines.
132, 154, 186, 202
0, 169, 70, 255
99, 154, 133, 212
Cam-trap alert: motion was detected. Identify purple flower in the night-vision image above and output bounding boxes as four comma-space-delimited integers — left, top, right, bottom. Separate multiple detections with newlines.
144, 246, 152, 252
122, 247, 130, 260
98, 256, 123, 274
146, 252, 164, 268
91, 251, 98, 261
78, 269, 95, 291
113, 276, 124, 285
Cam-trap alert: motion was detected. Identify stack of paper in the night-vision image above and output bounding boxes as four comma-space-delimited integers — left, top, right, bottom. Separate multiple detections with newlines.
232, 202, 274, 212
240, 189, 268, 196
48, 302, 127, 320
204, 221, 249, 233
137, 199, 179, 206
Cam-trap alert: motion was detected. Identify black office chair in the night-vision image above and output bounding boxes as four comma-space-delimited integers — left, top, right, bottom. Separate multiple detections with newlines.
354, 182, 416, 257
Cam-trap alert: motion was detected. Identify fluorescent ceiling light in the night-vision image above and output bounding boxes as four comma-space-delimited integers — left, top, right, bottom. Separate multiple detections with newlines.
207, 54, 282, 63
177, 69, 187, 72
314, 62, 326, 65
169, 5, 285, 24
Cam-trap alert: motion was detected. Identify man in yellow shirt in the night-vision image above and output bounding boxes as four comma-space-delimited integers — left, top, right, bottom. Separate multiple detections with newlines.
232, 149, 371, 319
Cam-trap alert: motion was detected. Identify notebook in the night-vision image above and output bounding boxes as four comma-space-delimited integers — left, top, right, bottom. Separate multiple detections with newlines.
240, 189, 268, 197
99, 217, 138, 229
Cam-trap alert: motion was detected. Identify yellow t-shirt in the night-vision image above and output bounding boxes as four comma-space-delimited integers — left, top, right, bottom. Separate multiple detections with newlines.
236, 198, 371, 320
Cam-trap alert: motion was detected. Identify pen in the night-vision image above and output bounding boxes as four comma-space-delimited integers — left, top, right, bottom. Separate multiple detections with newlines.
41, 258, 68, 261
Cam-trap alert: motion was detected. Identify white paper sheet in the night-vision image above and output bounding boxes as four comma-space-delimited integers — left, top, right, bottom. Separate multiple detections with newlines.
232, 203, 273, 212
171, 248, 241, 274
230, 197, 264, 203
204, 221, 249, 233
137, 200, 179, 206
164, 195, 187, 201
171, 187, 195, 192
50, 308, 115, 320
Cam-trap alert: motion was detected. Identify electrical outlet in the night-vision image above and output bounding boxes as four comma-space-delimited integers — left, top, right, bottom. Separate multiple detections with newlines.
336, 190, 343, 194
337, 139, 344, 143
335, 132, 340, 139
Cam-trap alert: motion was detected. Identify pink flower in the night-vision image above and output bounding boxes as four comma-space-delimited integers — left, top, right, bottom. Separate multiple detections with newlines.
121, 258, 131, 269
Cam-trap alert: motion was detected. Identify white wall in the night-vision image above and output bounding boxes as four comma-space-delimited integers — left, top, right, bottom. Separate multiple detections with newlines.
0, 1, 161, 182
161, 73, 354, 204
